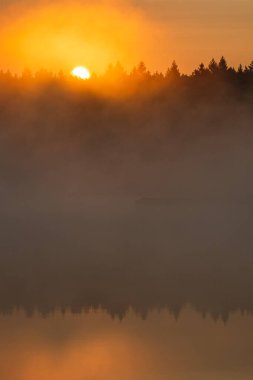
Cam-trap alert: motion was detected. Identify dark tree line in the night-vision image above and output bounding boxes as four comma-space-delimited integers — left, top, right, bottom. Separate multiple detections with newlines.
1, 55, 253, 168
1, 56, 253, 84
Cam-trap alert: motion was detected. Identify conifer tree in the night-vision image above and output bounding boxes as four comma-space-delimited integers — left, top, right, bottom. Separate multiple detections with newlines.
166, 61, 180, 80
248, 61, 253, 72
193, 63, 208, 76
218, 56, 228, 72
208, 59, 218, 74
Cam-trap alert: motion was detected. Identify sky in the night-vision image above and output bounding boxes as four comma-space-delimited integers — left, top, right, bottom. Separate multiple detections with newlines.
0, 0, 253, 74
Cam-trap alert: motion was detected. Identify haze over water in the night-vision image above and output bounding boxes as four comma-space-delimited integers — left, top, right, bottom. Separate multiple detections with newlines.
1, 0, 253, 379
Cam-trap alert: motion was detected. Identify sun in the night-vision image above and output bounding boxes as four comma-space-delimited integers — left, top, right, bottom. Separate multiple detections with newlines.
71, 66, 91, 80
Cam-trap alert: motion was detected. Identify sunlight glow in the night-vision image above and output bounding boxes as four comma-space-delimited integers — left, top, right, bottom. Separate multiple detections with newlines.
71, 66, 91, 80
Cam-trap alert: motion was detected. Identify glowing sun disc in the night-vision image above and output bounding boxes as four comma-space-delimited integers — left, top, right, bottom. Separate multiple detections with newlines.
71, 66, 91, 80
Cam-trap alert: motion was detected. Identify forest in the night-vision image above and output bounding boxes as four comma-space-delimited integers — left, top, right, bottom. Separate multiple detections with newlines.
1, 56, 253, 213
1, 56, 253, 157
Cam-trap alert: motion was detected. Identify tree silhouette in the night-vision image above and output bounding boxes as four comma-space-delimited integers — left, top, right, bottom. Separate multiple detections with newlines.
218, 56, 228, 72
105, 62, 126, 81
137, 61, 147, 75
1, 55, 253, 93
166, 61, 180, 80
131, 61, 148, 78
237, 64, 243, 74
208, 58, 219, 74
193, 63, 209, 76
248, 61, 253, 72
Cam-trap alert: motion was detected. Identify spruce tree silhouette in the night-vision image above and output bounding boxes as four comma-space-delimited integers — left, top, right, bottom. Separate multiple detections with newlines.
193, 63, 209, 76
248, 61, 253, 72
218, 56, 228, 72
208, 58, 219, 74
237, 64, 243, 74
166, 61, 180, 80
137, 61, 147, 75
130, 61, 151, 81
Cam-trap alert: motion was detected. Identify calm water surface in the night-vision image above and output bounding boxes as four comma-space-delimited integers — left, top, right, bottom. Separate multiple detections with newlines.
1, 201, 253, 379
1, 308, 253, 380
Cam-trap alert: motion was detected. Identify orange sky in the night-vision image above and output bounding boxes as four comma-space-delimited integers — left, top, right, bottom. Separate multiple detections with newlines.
0, 0, 253, 74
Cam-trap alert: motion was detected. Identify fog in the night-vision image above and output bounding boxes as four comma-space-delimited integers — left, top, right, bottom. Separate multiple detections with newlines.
0, 64, 253, 319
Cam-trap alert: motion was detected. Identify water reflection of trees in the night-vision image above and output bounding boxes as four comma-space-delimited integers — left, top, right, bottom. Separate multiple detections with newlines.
0, 205, 253, 322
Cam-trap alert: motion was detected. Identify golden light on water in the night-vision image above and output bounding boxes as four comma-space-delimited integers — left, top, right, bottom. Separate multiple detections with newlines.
71, 66, 91, 80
